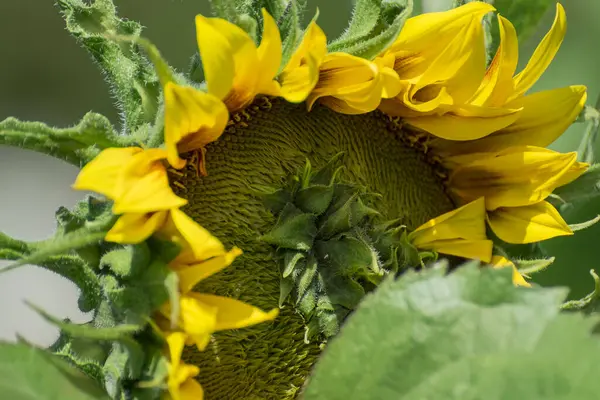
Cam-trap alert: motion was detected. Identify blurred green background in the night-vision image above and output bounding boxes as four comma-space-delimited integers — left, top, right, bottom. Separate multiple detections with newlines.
0, 0, 599, 300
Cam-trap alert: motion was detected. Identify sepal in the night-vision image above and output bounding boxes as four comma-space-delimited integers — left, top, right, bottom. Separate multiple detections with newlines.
327, 0, 413, 60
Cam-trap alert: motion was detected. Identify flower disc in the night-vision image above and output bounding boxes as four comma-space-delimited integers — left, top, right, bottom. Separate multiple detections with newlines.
172, 97, 453, 399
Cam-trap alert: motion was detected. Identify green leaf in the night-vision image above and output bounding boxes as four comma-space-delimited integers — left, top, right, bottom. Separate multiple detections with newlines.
561, 269, 600, 313
303, 262, 600, 400
261, 203, 317, 250
102, 340, 145, 398
295, 184, 335, 215
0, 113, 134, 167
0, 198, 115, 274
515, 257, 555, 275
29, 302, 141, 340
2, 230, 108, 273
577, 102, 600, 164
569, 214, 600, 232
0, 342, 109, 399
278, 0, 305, 72
57, 0, 161, 131
282, 251, 305, 278
99, 243, 151, 278
327, 0, 413, 60
315, 236, 378, 276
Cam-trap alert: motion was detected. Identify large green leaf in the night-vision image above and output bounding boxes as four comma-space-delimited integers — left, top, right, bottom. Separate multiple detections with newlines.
304, 262, 600, 399
327, 0, 413, 60
0, 342, 109, 399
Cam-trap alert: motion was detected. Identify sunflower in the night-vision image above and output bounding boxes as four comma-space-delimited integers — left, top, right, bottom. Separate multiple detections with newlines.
96, 2, 582, 398
1, 1, 591, 399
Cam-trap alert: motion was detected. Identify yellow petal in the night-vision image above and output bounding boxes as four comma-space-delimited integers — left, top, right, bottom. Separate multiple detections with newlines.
470, 15, 519, 107
166, 331, 186, 367
195, 14, 258, 109
448, 147, 578, 210
388, 1, 495, 80
279, 21, 327, 102
493, 86, 587, 149
432, 85, 587, 155
111, 150, 187, 214
374, 54, 402, 99
308, 53, 388, 114
167, 208, 226, 262
410, 197, 488, 245
176, 247, 242, 294
487, 201, 573, 244
163, 82, 229, 169
72, 147, 142, 199
404, 104, 521, 140
166, 332, 203, 400
554, 160, 589, 188
256, 9, 282, 95
178, 379, 204, 400
512, 3, 566, 97
417, 239, 493, 263
190, 293, 279, 331
175, 295, 218, 350
489, 256, 531, 287
105, 211, 168, 244
412, 14, 486, 105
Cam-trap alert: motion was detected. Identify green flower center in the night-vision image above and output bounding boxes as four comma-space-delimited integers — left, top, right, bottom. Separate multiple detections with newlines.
171, 98, 453, 399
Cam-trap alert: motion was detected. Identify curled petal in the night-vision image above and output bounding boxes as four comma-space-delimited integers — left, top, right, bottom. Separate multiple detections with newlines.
489, 256, 531, 287
105, 211, 168, 244
279, 21, 327, 103
410, 198, 488, 245
256, 9, 283, 96
161, 208, 226, 263
112, 149, 187, 214
190, 293, 279, 331
195, 10, 282, 111
388, 1, 495, 80
164, 82, 229, 170
418, 239, 493, 263
487, 201, 573, 244
512, 3, 567, 98
176, 247, 242, 294
72, 147, 142, 199
308, 53, 396, 114
470, 15, 519, 107
177, 379, 205, 400
169, 295, 218, 351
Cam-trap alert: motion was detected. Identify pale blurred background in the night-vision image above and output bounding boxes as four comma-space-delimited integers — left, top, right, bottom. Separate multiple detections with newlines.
1, 0, 599, 345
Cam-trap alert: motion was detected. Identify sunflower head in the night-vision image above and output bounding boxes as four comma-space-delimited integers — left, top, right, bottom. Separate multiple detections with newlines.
1, 1, 597, 400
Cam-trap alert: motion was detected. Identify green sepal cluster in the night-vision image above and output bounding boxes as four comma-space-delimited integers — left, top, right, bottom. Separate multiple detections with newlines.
304, 261, 600, 400
0, 197, 181, 400
261, 154, 432, 339
327, 0, 413, 60
57, 0, 163, 134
